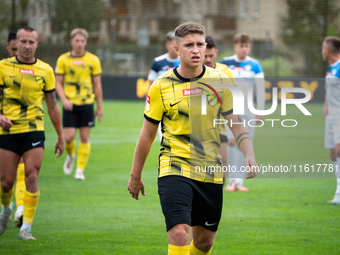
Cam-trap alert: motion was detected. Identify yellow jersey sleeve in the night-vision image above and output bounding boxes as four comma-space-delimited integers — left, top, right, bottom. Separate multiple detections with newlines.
45, 66, 56, 92
223, 66, 236, 86
55, 55, 65, 75
144, 80, 164, 123
221, 87, 233, 115
91, 56, 102, 76
0, 59, 5, 87
213, 64, 234, 116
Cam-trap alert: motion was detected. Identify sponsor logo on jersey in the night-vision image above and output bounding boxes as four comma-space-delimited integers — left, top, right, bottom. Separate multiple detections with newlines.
19, 69, 34, 75
73, 60, 83, 65
182, 88, 204, 96
233, 66, 245, 71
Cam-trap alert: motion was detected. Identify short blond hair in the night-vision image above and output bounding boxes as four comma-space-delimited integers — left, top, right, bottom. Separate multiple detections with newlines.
70, 28, 88, 39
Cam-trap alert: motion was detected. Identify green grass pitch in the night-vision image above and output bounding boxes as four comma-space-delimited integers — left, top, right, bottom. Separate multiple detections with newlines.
1, 100, 339, 254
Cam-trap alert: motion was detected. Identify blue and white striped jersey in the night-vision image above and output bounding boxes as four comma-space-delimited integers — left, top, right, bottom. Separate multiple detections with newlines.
220, 55, 265, 118
148, 53, 180, 82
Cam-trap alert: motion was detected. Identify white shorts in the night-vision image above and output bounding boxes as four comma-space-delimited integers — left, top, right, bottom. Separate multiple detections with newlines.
324, 116, 340, 149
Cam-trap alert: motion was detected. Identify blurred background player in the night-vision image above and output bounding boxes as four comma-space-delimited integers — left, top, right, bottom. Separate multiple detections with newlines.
6, 32, 18, 57
0, 31, 26, 229
0, 27, 64, 240
147, 31, 180, 141
322, 36, 340, 205
203, 35, 235, 186
220, 33, 265, 192
55, 28, 103, 180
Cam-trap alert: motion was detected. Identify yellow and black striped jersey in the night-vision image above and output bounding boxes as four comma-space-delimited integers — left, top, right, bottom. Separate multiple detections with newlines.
144, 65, 234, 184
214, 62, 236, 141
0, 56, 55, 135
215, 63, 235, 85
55, 51, 102, 105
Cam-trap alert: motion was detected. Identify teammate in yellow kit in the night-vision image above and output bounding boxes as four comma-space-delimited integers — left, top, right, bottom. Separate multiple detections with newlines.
55, 28, 103, 180
0, 27, 64, 240
203, 35, 236, 186
0, 31, 26, 228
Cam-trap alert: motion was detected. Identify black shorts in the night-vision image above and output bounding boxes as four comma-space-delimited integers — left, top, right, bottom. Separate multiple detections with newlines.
158, 175, 223, 232
220, 134, 228, 143
63, 104, 94, 128
0, 131, 45, 156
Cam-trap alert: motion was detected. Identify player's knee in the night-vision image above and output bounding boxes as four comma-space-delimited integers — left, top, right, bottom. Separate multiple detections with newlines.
227, 140, 236, 147
169, 224, 190, 245
194, 237, 214, 252
329, 149, 336, 161
24, 166, 39, 182
1, 181, 14, 193
65, 136, 75, 144
334, 146, 340, 158
80, 137, 89, 143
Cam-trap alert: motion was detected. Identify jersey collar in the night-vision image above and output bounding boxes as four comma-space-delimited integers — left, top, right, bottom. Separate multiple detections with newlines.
173, 65, 206, 82
70, 51, 87, 58
15, 56, 37, 65
233, 54, 249, 63
330, 58, 340, 67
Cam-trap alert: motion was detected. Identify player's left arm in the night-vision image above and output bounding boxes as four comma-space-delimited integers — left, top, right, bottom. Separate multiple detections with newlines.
45, 90, 65, 157
92, 75, 103, 122
224, 113, 258, 179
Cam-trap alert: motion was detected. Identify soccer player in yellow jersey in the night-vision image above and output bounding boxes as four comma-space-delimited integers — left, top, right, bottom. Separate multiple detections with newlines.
1, 31, 27, 229
204, 35, 236, 187
0, 27, 65, 240
55, 28, 103, 180
128, 22, 257, 255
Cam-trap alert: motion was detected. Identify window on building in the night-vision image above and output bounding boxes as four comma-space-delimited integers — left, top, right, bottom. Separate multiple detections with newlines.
183, 0, 190, 19
253, 0, 260, 18
217, 0, 235, 16
240, 0, 247, 18
229, 0, 236, 14
194, 0, 201, 20
173, 0, 181, 17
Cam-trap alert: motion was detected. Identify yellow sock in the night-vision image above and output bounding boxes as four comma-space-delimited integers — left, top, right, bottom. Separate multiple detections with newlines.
65, 140, 75, 156
15, 163, 26, 207
168, 244, 190, 255
0, 186, 14, 208
77, 143, 91, 171
189, 241, 212, 255
23, 190, 40, 225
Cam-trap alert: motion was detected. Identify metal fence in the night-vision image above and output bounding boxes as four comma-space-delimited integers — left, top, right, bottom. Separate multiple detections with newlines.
1, 0, 339, 77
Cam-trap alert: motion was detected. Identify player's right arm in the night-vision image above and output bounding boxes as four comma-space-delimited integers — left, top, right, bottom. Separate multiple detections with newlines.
0, 64, 12, 129
55, 74, 73, 111
128, 81, 163, 200
55, 56, 73, 111
127, 118, 158, 200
